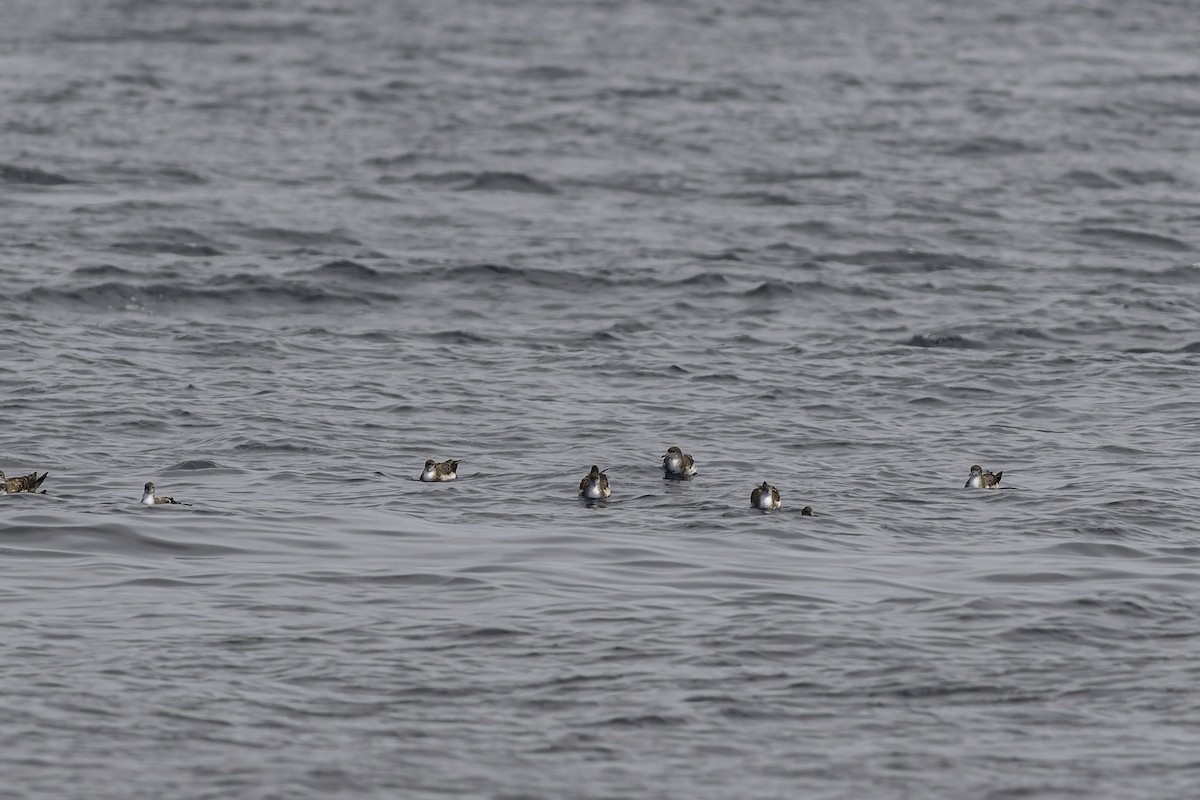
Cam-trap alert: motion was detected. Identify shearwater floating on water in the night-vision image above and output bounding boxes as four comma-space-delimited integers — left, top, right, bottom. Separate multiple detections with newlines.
420, 459, 460, 482
141, 481, 184, 505
750, 481, 781, 510
0, 469, 48, 494
964, 464, 1003, 489
661, 445, 697, 478
579, 465, 612, 499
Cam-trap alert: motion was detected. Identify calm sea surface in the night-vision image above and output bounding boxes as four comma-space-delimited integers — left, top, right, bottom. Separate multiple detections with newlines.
2, 1, 1199, 797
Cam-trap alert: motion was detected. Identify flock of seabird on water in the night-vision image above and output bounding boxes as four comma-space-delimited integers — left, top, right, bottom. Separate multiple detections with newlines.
439, 447, 1006, 508
3, 449, 1005, 512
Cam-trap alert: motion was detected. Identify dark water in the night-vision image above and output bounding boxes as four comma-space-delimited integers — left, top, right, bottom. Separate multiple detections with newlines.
3, 1, 1199, 797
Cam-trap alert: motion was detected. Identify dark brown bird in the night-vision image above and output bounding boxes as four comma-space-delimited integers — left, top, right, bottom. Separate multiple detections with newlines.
141, 481, 182, 505
750, 481, 781, 510
579, 465, 612, 499
0, 469, 48, 494
661, 445, 697, 478
420, 459, 460, 482
964, 464, 1003, 489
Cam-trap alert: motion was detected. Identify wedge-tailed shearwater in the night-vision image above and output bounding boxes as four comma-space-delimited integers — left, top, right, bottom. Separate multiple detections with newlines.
579, 465, 612, 499
661, 445, 697, 478
964, 464, 1003, 489
420, 459, 460, 482
141, 481, 183, 505
0, 469, 48, 494
750, 481, 781, 510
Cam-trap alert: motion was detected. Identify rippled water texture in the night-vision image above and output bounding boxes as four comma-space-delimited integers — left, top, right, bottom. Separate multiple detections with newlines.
2, 1, 1199, 797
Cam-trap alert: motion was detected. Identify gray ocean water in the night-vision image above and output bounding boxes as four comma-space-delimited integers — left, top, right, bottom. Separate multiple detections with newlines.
3, 1, 1199, 797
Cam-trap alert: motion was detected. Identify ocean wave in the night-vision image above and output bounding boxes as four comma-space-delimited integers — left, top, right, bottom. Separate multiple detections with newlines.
1076, 227, 1191, 252
111, 240, 223, 257
825, 248, 1008, 274
742, 169, 863, 183
363, 152, 419, 168
1059, 170, 1122, 190
234, 226, 363, 248
903, 333, 983, 349
1109, 168, 1176, 185
428, 330, 495, 345
941, 136, 1043, 157
0, 162, 72, 185
743, 280, 796, 298
421, 262, 594, 291
70, 264, 136, 277
164, 460, 228, 471
723, 191, 801, 206
672, 272, 730, 288
14, 274, 399, 312
295, 260, 383, 281
692, 250, 744, 262
515, 65, 589, 81
0, 516, 247, 556
234, 440, 329, 455
408, 170, 557, 194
